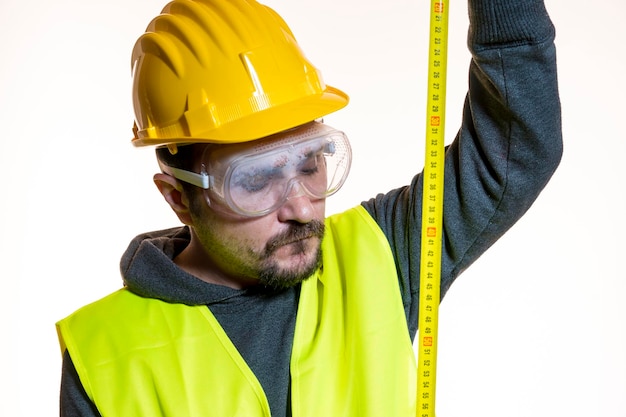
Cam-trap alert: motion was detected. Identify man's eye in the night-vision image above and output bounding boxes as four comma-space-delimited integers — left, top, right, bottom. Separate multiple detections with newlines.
299, 154, 322, 176
241, 173, 270, 192
300, 164, 319, 175
245, 175, 270, 193
234, 167, 278, 193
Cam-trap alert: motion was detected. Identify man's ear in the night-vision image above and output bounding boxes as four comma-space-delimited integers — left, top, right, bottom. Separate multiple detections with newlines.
153, 173, 194, 225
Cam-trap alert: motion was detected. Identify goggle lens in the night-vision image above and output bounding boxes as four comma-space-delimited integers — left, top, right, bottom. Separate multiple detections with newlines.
206, 123, 351, 216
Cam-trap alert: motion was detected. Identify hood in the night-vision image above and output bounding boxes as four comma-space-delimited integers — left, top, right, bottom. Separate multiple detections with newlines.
120, 226, 248, 305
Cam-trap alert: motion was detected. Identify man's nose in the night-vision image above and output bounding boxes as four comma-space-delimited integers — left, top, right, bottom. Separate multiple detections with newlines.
276, 182, 317, 223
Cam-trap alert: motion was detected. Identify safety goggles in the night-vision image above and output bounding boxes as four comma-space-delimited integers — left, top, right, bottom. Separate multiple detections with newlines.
159, 122, 352, 217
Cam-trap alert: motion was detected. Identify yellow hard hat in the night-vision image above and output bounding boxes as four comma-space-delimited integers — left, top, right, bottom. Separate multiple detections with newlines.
131, 0, 349, 148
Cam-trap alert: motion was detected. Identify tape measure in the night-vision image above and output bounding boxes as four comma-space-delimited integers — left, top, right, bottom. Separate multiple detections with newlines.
416, 0, 449, 416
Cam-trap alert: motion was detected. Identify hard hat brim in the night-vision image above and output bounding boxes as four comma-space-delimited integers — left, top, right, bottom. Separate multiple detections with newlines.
132, 86, 349, 147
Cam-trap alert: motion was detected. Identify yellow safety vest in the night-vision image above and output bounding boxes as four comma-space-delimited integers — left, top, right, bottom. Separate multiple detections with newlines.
57, 206, 417, 416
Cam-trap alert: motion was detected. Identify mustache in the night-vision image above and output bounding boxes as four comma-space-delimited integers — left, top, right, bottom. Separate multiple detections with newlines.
262, 220, 325, 257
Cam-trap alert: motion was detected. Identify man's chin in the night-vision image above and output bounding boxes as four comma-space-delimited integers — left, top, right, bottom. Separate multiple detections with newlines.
257, 244, 322, 290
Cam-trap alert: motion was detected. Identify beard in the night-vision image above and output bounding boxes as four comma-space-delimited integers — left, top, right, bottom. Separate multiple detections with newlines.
257, 220, 325, 290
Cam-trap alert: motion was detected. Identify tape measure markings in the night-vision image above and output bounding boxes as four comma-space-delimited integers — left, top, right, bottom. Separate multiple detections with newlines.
417, 0, 449, 416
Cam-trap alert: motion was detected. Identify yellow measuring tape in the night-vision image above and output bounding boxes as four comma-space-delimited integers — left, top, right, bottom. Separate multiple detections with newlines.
416, 0, 449, 416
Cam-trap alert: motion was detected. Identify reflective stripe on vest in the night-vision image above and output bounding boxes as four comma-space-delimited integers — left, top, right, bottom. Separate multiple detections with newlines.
57, 205, 417, 416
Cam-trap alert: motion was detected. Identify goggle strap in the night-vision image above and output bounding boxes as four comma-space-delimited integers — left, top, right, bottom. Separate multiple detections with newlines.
158, 160, 210, 189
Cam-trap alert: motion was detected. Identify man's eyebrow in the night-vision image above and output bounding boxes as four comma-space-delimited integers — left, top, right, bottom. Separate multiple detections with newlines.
235, 164, 282, 180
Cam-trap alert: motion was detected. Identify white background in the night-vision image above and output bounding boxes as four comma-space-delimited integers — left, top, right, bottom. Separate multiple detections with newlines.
1, 0, 625, 415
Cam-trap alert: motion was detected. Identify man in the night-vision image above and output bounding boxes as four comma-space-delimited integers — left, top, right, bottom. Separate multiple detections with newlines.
57, 0, 562, 415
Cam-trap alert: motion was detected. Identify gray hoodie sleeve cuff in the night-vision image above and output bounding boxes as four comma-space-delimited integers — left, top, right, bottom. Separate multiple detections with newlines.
468, 0, 556, 49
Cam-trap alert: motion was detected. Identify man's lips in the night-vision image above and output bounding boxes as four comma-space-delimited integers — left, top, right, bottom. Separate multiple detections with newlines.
262, 220, 325, 259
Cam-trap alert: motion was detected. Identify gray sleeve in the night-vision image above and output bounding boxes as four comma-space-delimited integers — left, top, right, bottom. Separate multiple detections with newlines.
60, 351, 102, 417
361, 0, 563, 340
